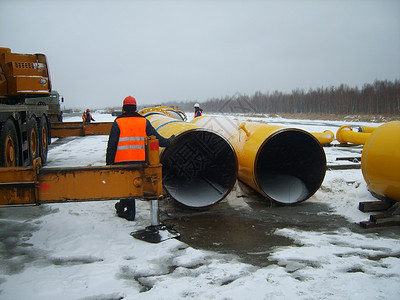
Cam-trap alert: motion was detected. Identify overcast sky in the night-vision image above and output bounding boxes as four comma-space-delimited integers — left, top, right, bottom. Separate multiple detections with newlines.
1, 0, 399, 109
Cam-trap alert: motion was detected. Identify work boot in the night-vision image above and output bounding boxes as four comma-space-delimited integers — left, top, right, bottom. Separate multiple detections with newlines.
115, 199, 136, 221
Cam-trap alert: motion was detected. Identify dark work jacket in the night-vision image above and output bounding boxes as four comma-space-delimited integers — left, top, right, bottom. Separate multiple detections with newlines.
106, 112, 170, 165
85, 112, 95, 123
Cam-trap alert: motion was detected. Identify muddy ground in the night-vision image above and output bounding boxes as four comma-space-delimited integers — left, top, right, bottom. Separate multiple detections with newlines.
161, 182, 400, 267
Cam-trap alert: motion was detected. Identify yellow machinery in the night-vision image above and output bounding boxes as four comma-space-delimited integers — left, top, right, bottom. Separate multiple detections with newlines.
0, 136, 180, 242
361, 121, 400, 202
1, 48, 53, 167
0, 137, 162, 205
139, 107, 238, 209
51, 121, 113, 137
191, 116, 326, 205
0, 47, 51, 95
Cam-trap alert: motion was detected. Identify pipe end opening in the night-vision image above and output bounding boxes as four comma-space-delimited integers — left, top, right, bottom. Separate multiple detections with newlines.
256, 130, 326, 204
162, 130, 237, 208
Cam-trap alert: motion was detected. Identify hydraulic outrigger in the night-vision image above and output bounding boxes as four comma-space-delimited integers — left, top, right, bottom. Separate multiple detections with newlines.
0, 136, 180, 243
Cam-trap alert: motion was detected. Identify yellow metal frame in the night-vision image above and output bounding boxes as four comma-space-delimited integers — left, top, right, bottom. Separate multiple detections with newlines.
0, 137, 163, 206
51, 122, 113, 138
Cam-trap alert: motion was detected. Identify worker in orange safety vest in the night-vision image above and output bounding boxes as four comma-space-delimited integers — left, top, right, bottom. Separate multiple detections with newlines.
106, 95, 174, 221
194, 103, 203, 118
84, 108, 95, 123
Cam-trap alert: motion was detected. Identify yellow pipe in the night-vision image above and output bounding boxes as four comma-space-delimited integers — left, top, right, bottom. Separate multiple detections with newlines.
310, 130, 335, 145
358, 126, 377, 133
361, 121, 400, 202
141, 111, 238, 208
191, 116, 326, 204
336, 125, 371, 145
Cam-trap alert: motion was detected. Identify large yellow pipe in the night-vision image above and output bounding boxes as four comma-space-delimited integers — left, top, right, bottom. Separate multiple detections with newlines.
336, 125, 371, 145
191, 116, 326, 204
142, 112, 237, 208
361, 121, 400, 202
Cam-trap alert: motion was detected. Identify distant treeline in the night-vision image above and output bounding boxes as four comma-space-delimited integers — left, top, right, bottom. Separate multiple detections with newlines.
163, 79, 400, 115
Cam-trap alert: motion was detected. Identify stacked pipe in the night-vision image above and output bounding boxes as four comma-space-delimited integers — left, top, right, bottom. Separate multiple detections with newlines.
191, 116, 327, 205
140, 110, 237, 208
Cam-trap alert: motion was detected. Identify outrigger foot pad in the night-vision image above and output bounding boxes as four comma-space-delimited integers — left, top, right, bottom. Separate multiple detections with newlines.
130, 225, 180, 243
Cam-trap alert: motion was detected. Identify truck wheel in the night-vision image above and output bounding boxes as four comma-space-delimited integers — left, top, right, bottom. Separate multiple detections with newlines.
29, 117, 39, 163
0, 119, 20, 167
38, 116, 49, 164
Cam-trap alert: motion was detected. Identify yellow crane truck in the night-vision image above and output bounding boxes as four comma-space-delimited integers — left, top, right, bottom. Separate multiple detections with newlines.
0, 47, 52, 167
0, 48, 178, 242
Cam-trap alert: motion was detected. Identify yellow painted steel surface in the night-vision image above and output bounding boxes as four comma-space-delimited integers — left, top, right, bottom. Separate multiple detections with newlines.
336, 125, 370, 145
140, 111, 238, 208
190, 116, 279, 195
310, 130, 334, 145
140, 106, 187, 121
196, 118, 282, 192
191, 116, 326, 204
51, 122, 113, 137
0, 47, 51, 96
0, 139, 163, 206
361, 121, 400, 202
359, 126, 377, 133
144, 113, 199, 138
139, 106, 178, 120
0, 166, 38, 205
0, 165, 162, 205
37, 165, 162, 202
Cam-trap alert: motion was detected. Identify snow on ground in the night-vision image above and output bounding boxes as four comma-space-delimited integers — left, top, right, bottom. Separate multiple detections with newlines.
0, 112, 399, 299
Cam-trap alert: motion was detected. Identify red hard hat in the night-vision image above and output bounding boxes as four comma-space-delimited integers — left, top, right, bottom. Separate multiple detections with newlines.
123, 96, 137, 106
86, 109, 90, 112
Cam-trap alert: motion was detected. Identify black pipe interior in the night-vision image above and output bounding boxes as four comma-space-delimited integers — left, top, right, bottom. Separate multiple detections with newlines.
256, 129, 326, 204
161, 129, 237, 208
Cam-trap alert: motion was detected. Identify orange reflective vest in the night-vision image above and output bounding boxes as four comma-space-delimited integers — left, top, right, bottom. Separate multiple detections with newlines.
114, 117, 147, 163
194, 110, 203, 118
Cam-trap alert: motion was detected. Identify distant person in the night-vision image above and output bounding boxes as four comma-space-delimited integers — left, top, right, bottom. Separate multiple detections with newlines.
84, 109, 95, 123
194, 103, 203, 118
106, 95, 174, 221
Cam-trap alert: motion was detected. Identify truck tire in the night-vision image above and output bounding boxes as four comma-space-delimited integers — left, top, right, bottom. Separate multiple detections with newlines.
0, 119, 20, 167
28, 117, 39, 163
38, 116, 49, 164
